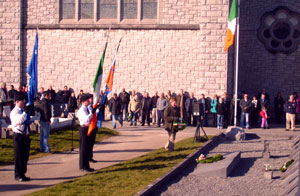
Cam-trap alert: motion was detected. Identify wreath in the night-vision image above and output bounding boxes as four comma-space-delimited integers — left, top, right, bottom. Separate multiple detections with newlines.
173, 119, 186, 132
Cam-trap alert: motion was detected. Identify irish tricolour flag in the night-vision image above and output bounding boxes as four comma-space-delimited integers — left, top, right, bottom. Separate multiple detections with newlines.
224, 0, 237, 51
88, 42, 108, 136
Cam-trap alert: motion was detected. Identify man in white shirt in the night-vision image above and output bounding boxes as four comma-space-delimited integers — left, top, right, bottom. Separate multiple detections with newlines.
77, 94, 95, 172
10, 93, 30, 181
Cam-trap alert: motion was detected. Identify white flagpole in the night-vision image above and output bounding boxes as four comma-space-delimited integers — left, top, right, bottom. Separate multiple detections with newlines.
234, 0, 240, 127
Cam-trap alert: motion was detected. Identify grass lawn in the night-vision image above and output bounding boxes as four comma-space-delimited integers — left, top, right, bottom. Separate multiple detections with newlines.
0, 126, 118, 166
29, 136, 213, 196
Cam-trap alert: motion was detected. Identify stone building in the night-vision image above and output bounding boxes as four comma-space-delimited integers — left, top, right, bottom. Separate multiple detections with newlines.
0, 0, 300, 103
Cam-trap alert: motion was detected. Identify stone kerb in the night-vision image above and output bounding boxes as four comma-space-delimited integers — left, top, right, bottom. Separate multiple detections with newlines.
134, 133, 225, 196
192, 151, 241, 178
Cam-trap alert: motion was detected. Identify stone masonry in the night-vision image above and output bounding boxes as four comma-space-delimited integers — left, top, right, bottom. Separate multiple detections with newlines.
4, 0, 300, 102
18, 0, 229, 98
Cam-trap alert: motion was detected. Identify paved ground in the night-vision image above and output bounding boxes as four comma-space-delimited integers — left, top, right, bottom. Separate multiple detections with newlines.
0, 121, 221, 196
154, 126, 300, 196
0, 122, 298, 196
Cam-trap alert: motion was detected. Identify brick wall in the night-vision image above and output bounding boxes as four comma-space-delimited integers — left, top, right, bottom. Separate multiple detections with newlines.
21, 0, 229, 98
0, 0, 21, 86
238, 0, 300, 103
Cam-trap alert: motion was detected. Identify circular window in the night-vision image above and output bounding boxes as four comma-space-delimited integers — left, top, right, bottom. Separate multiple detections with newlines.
258, 7, 300, 54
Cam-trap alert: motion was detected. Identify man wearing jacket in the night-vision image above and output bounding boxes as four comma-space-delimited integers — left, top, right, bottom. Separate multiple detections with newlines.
119, 88, 130, 121
0, 82, 8, 118
164, 97, 180, 152
151, 91, 159, 124
128, 94, 141, 126
37, 92, 52, 153
156, 92, 169, 127
285, 95, 297, 131
109, 93, 123, 129
141, 92, 152, 126
239, 93, 252, 129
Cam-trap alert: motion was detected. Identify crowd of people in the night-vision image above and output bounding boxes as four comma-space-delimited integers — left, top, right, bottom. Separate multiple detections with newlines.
1, 83, 300, 131
2, 81, 300, 181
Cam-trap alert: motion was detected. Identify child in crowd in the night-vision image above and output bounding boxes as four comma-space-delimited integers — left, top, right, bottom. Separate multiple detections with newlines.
217, 97, 225, 129
260, 107, 268, 129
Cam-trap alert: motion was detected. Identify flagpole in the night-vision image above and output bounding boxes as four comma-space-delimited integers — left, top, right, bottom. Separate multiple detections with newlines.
234, 0, 240, 127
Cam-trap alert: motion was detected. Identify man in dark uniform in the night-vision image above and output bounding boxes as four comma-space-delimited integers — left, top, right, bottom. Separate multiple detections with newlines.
77, 94, 96, 172
10, 93, 31, 181
141, 92, 152, 126
164, 97, 180, 152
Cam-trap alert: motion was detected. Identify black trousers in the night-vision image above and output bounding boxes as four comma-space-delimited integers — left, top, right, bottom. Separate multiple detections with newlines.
79, 126, 90, 170
88, 128, 97, 161
13, 133, 30, 178
141, 111, 151, 125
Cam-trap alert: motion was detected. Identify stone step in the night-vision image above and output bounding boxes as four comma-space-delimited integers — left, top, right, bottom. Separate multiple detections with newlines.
191, 151, 241, 178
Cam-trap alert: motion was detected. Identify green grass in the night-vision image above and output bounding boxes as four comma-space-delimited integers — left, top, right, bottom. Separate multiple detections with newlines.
0, 126, 118, 166
29, 136, 213, 196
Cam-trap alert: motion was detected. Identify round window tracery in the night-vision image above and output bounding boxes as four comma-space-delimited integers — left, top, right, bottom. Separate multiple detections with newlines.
258, 7, 300, 54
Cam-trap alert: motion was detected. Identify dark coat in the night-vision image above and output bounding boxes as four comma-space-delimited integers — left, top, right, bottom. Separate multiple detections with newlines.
151, 95, 159, 108
141, 97, 152, 112
68, 96, 77, 113
239, 99, 252, 113
36, 98, 51, 122
164, 105, 180, 133
47, 89, 56, 104
62, 90, 70, 104
217, 102, 226, 115
285, 101, 297, 114
119, 92, 130, 105
109, 97, 123, 115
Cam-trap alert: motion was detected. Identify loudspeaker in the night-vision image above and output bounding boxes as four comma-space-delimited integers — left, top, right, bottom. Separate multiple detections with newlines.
192, 102, 204, 116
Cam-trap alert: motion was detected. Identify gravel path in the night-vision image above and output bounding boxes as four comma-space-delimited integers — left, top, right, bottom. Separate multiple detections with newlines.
154, 134, 293, 196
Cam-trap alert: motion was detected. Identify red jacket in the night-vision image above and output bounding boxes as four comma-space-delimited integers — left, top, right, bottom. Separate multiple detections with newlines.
260, 110, 267, 118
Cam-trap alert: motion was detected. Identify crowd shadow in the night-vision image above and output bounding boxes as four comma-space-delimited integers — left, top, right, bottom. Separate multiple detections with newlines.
0, 184, 48, 192
94, 149, 154, 154
32, 176, 79, 181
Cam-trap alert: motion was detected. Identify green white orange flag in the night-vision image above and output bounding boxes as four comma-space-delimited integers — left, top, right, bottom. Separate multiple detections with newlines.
88, 42, 108, 136
224, 0, 237, 51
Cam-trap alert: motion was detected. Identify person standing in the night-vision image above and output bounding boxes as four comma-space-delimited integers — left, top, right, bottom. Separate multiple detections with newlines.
109, 93, 123, 129
36, 92, 52, 153
217, 97, 225, 129
285, 95, 297, 131
164, 97, 180, 152
10, 93, 31, 181
68, 92, 77, 114
251, 96, 260, 128
156, 92, 169, 127
223, 92, 231, 128
128, 94, 141, 126
119, 88, 130, 121
47, 85, 56, 117
274, 92, 284, 124
77, 94, 95, 172
239, 93, 252, 129
176, 89, 186, 123
210, 94, 218, 127
61, 86, 70, 118
8, 85, 17, 110
151, 91, 159, 124
141, 92, 152, 126
260, 107, 268, 129
0, 82, 8, 118
87, 94, 97, 163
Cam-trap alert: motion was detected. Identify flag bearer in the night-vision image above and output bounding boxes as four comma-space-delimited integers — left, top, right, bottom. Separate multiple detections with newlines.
77, 94, 95, 172
10, 93, 31, 181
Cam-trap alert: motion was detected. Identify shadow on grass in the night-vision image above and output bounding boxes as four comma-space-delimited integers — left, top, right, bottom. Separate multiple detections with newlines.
132, 154, 188, 164
94, 149, 154, 154
0, 184, 50, 192
99, 164, 167, 173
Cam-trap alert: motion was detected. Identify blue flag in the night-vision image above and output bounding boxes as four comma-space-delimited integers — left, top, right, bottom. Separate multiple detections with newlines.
27, 32, 38, 105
